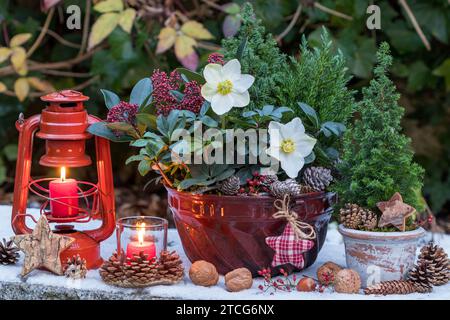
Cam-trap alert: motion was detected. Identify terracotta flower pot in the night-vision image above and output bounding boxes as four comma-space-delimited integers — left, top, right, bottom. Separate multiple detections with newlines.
167, 187, 336, 276
338, 224, 425, 288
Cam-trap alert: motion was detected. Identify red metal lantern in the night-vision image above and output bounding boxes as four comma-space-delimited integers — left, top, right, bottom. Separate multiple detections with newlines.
11, 90, 115, 269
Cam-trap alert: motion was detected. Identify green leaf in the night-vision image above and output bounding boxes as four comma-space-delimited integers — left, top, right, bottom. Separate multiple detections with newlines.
215, 168, 235, 182
242, 111, 257, 118
271, 107, 292, 118
87, 122, 134, 142
145, 140, 165, 158
106, 122, 139, 138
94, 0, 123, 13
118, 8, 136, 33
177, 177, 207, 190
170, 90, 184, 102
262, 105, 274, 115
199, 101, 210, 116
3, 144, 18, 161
321, 121, 346, 137
297, 102, 319, 128
223, 3, 240, 15
130, 78, 153, 106
130, 139, 149, 147
136, 113, 157, 131
157, 115, 169, 137
88, 13, 120, 49
201, 115, 218, 127
407, 61, 430, 92
433, 59, 450, 91
126, 154, 146, 165
236, 36, 248, 60
100, 89, 120, 109
325, 147, 339, 160
304, 151, 315, 164
175, 68, 205, 85
138, 159, 151, 176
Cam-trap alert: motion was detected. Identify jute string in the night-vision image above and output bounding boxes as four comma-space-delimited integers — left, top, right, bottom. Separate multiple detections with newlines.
272, 194, 316, 240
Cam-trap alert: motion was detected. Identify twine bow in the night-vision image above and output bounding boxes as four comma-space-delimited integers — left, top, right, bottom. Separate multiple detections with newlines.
272, 194, 316, 240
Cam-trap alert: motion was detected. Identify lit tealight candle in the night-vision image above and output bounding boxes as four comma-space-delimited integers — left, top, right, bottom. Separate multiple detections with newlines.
49, 167, 79, 218
126, 222, 156, 261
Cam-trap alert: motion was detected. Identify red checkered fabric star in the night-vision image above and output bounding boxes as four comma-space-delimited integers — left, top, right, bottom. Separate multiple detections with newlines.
265, 224, 315, 269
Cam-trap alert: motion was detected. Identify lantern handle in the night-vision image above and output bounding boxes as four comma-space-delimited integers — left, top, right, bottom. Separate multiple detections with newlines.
11, 114, 41, 235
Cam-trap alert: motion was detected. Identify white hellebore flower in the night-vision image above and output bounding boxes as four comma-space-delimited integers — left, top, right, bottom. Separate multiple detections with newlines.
266, 118, 317, 178
201, 59, 255, 115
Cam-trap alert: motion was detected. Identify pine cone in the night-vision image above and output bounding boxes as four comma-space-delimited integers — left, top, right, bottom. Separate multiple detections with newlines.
123, 252, 161, 287
340, 203, 377, 230
0, 238, 19, 265
99, 252, 127, 285
219, 176, 241, 195
364, 280, 417, 295
414, 243, 449, 286
269, 179, 304, 198
261, 174, 278, 186
360, 208, 378, 230
302, 167, 333, 191
99, 251, 184, 288
157, 250, 184, 282
408, 262, 433, 293
64, 254, 87, 279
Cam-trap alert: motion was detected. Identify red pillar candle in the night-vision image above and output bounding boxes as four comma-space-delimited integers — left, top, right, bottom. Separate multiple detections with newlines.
126, 222, 156, 261
49, 167, 79, 218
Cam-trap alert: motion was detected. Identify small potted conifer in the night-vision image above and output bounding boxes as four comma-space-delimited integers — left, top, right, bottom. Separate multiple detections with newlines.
334, 42, 426, 287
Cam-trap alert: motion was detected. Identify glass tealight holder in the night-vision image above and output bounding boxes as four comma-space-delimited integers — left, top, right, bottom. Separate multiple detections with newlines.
116, 216, 168, 262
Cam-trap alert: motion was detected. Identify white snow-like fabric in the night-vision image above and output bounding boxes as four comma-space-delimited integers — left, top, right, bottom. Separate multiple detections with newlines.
1, 206, 449, 300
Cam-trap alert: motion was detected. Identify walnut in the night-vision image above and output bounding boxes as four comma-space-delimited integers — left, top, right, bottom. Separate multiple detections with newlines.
189, 260, 219, 287
317, 261, 343, 285
334, 269, 361, 294
225, 268, 253, 292
296, 277, 316, 292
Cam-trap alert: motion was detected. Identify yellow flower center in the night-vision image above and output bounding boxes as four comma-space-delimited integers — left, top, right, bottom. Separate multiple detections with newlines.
217, 80, 233, 95
281, 139, 295, 153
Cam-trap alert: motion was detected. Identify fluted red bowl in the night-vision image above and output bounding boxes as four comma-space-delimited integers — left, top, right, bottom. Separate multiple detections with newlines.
167, 187, 337, 276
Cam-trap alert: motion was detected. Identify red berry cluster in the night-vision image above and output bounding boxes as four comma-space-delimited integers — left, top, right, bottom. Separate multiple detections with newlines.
207, 52, 225, 65
239, 171, 270, 195
151, 69, 204, 116
107, 101, 139, 125
257, 267, 327, 294
257, 268, 297, 293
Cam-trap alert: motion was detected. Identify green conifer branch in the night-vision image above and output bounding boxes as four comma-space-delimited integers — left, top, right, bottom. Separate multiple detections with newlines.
333, 42, 425, 214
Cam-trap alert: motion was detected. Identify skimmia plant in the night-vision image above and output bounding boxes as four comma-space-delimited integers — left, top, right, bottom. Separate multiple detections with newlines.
88, 4, 348, 195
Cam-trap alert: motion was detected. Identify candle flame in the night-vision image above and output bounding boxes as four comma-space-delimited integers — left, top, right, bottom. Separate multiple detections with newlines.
60, 167, 66, 182
137, 222, 146, 245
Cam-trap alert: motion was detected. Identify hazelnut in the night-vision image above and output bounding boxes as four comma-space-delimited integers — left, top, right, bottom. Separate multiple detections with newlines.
296, 277, 316, 292
317, 261, 343, 285
189, 260, 219, 287
225, 268, 253, 292
334, 269, 361, 294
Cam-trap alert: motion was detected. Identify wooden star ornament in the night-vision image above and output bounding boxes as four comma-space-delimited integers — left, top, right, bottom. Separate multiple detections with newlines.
12, 215, 75, 277
377, 192, 416, 231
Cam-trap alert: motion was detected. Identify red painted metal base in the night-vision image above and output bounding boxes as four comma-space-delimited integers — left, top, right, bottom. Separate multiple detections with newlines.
56, 231, 103, 269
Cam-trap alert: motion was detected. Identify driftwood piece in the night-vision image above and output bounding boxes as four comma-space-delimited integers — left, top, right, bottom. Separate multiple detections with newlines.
12, 215, 74, 277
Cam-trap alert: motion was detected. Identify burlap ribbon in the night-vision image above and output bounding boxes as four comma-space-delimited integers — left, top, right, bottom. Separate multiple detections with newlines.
272, 194, 316, 240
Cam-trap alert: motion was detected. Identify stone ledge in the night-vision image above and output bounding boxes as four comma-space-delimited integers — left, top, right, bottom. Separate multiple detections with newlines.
0, 281, 176, 300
